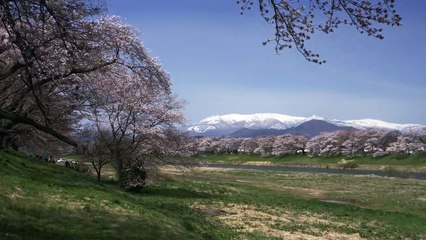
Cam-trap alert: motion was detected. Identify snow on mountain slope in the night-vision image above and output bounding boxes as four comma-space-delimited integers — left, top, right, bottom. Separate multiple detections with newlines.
200, 113, 306, 125
187, 113, 322, 133
187, 113, 425, 134
332, 119, 423, 131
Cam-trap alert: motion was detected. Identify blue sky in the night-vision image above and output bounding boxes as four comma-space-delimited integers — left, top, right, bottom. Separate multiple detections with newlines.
107, 0, 426, 125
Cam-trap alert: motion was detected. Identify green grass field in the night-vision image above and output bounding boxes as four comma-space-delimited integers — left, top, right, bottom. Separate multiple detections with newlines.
1, 150, 426, 239
199, 153, 426, 170
0, 151, 236, 239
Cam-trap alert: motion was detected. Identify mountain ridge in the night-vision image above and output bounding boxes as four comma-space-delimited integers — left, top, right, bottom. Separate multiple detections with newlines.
187, 113, 426, 137
228, 120, 357, 138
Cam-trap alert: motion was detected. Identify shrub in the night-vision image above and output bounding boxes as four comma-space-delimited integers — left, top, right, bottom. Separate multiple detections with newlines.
372, 151, 387, 158
120, 163, 148, 192
337, 159, 358, 169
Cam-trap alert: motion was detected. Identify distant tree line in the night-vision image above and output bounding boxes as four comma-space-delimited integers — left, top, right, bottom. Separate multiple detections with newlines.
193, 129, 426, 157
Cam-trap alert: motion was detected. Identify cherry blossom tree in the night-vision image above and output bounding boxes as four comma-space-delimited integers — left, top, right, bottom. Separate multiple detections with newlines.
305, 129, 413, 157
238, 138, 259, 154
0, 0, 109, 148
0, 1, 173, 151
253, 136, 275, 156
193, 137, 215, 154
306, 131, 345, 156
361, 129, 399, 157
80, 45, 185, 187
78, 125, 111, 182
238, 0, 402, 63
272, 134, 308, 155
0, 1, 188, 190
216, 138, 243, 154
386, 134, 426, 155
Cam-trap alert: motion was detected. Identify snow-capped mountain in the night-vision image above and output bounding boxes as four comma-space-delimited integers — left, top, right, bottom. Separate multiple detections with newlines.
187, 113, 426, 137
188, 113, 323, 132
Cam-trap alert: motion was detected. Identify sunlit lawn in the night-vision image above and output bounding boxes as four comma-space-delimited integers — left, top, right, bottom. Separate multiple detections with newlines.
1, 151, 425, 239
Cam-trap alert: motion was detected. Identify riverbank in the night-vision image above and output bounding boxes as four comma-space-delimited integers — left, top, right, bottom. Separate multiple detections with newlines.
202, 164, 426, 180
198, 153, 426, 172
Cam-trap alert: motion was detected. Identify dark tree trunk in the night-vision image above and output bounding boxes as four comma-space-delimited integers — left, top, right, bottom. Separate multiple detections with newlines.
0, 134, 9, 150
0, 110, 78, 147
114, 152, 124, 186
96, 162, 103, 182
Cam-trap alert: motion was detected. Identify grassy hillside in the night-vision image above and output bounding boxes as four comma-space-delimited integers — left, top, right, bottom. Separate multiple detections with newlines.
0, 151, 236, 239
1, 150, 425, 239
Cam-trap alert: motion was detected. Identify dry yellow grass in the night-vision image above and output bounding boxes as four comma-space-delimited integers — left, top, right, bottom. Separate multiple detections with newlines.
192, 202, 363, 240
242, 161, 272, 166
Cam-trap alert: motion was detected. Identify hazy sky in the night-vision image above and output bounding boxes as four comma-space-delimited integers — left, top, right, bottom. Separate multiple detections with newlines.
107, 1, 426, 125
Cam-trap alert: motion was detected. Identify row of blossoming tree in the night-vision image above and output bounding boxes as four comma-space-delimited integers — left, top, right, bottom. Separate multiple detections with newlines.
193, 129, 426, 158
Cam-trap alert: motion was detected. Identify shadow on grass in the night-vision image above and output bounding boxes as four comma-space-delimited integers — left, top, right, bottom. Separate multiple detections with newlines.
0, 198, 200, 240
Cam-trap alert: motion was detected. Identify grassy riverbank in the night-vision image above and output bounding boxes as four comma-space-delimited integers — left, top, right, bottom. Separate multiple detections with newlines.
1, 150, 425, 239
199, 153, 426, 170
